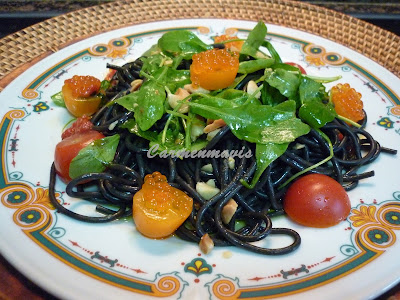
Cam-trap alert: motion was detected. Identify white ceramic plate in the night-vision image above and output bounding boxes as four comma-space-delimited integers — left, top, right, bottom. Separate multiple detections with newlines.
0, 19, 399, 300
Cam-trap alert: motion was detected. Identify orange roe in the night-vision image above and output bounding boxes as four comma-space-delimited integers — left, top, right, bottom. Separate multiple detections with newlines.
190, 48, 239, 90
132, 172, 193, 239
214, 34, 244, 52
64, 75, 101, 98
331, 83, 365, 122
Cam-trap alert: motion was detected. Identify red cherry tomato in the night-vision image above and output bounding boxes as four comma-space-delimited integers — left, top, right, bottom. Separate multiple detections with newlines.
283, 174, 351, 228
54, 130, 105, 183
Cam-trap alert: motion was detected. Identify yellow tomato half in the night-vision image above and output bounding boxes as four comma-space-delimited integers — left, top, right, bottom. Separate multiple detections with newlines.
132, 172, 193, 239
62, 75, 102, 117
190, 48, 239, 91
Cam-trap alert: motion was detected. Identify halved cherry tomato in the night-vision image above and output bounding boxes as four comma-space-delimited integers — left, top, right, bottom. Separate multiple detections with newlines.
283, 174, 351, 228
62, 75, 102, 117
133, 172, 193, 239
54, 130, 105, 183
190, 48, 239, 90
61, 115, 93, 139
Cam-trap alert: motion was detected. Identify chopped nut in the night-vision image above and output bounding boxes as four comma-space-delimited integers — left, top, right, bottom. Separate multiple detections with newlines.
163, 58, 173, 66
255, 51, 268, 59
246, 80, 261, 99
130, 79, 143, 92
168, 88, 190, 113
201, 163, 213, 173
191, 117, 206, 141
293, 143, 305, 150
206, 179, 216, 188
196, 182, 220, 200
204, 119, 227, 133
206, 128, 221, 141
183, 83, 210, 94
108, 120, 119, 131
221, 199, 238, 224
199, 233, 214, 254
228, 157, 235, 170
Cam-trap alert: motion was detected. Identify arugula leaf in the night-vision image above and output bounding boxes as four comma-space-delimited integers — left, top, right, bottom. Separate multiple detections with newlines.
151, 129, 186, 152
265, 68, 300, 99
140, 54, 166, 75
117, 65, 189, 114
240, 21, 268, 58
158, 30, 212, 60
51, 91, 66, 107
262, 41, 282, 63
134, 66, 168, 131
222, 90, 261, 106
271, 63, 301, 72
117, 77, 166, 131
192, 90, 260, 115
241, 142, 288, 189
238, 58, 274, 74
216, 89, 250, 103
298, 77, 336, 128
100, 80, 111, 91
120, 119, 158, 142
116, 91, 139, 111
189, 100, 310, 144
141, 44, 161, 57
165, 69, 191, 92
69, 134, 120, 179
260, 82, 287, 106
299, 76, 328, 104
299, 101, 336, 128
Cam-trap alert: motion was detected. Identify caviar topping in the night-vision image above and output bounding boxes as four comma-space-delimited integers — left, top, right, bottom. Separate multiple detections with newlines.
190, 48, 239, 90
331, 83, 365, 122
64, 75, 101, 98
132, 171, 193, 239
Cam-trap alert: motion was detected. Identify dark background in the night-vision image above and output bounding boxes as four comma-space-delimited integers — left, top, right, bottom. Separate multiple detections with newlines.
0, 0, 399, 38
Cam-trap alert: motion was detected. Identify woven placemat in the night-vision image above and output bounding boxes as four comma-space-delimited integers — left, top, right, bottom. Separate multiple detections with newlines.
0, 0, 399, 88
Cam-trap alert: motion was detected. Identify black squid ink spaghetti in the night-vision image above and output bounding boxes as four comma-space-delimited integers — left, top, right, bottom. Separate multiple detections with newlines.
48, 21, 397, 255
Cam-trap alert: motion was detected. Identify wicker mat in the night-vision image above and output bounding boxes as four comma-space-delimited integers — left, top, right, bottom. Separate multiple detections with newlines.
0, 0, 399, 87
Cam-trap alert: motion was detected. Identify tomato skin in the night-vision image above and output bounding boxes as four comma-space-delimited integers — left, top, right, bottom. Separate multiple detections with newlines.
62, 75, 102, 117
54, 130, 105, 183
283, 174, 351, 228
133, 172, 193, 239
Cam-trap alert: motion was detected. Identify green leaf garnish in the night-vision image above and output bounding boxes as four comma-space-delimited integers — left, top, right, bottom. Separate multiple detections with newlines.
69, 134, 120, 179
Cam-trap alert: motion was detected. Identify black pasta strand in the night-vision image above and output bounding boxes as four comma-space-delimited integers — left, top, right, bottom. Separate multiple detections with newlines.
49, 164, 127, 223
